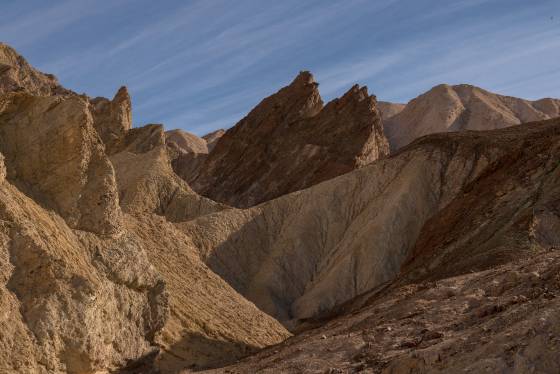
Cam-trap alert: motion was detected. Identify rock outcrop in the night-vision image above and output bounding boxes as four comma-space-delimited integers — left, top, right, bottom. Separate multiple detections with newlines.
0, 92, 122, 236
0, 43, 71, 96
188, 71, 389, 208
109, 123, 223, 222
166, 129, 210, 183
183, 117, 560, 329
90, 86, 132, 152
0, 169, 168, 373
385, 83, 560, 150
0, 44, 290, 373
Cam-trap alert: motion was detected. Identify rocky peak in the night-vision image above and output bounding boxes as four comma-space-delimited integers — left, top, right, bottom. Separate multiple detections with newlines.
385, 83, 560, 150
0, 42, 71, 96
188, 72, 389, 207
90, 86, 132, 152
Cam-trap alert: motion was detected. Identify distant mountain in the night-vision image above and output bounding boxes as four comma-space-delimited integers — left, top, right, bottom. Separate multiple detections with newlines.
165, 129, 208, 154
377, 100, 405, 120
202, 128, 225, 151
384, 83, 560, 150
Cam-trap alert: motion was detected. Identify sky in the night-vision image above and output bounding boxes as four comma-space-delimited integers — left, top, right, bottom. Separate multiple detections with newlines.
2, 0, 559, 135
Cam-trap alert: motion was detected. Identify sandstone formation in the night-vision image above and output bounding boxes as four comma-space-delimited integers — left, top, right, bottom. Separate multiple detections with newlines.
0, 44, 289, 373
0, 92, 122, 236
183, 117, 560, 329
385, 83, 560, 150
110, 124, 223, 222
0, 43, 71, 96
189, 71, 389, 208
90, 86, 132, 152
202, 128, 225, 151
0, 162, 168, 373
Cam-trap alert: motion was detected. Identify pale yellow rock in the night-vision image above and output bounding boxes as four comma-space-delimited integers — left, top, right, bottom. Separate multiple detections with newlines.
385, 84, 560, 150
0, 92, 122, 236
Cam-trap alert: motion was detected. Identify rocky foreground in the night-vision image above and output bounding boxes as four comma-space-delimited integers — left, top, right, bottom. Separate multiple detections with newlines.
1, 41, 560, 373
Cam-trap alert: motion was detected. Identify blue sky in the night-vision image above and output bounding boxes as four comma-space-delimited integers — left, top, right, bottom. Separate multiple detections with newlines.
2, 0, 559, 135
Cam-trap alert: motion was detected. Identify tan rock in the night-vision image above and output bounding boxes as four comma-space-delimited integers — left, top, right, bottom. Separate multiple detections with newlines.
0, 93, 121, 236
0, 180, 167, 373
0, 42, 71, 96
166, 129, 208, 154
190, 71, 389, 208
385, 83, 560, 150
109, 123, 223, 222
184, 117, 560, 328
128, 214, 289, 372
90, 86, 132, 152
165, 129, 210, 183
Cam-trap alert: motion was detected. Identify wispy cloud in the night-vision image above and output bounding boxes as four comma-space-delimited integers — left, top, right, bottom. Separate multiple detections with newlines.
3, 0, 558, 135
0, 0, 128, 47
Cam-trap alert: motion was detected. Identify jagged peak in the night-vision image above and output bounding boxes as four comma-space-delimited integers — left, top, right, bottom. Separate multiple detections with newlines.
290, 70, 316, 86
113, 85, 130, 101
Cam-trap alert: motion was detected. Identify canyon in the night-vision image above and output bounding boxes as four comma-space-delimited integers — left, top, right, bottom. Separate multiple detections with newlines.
1, 42, 559, 373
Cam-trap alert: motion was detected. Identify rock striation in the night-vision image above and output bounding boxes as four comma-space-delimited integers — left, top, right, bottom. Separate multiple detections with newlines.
385, 83, 560, 150
0, 92, 122, 236
183, 117, 560, 329
0, 43, 289, 373
189, 71, 389, 208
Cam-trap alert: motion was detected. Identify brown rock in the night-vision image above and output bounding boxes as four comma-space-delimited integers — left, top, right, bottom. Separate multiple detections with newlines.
0, 42, 71, 96
109, 123, 223, 222
0, 92, 122, 236
0, 179, 167, 373
90, 86, 132, 151
190, 71, 389, 208
184, 117, 560, 327
205, 250, 560, 374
